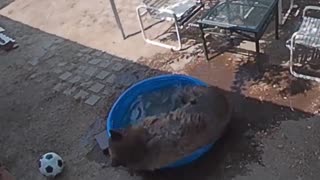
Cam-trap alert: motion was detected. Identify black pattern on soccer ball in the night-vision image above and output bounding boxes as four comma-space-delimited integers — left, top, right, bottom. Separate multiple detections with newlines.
45, 154, 53, 160
45, 166, 53, 173
57, 160, 63, 167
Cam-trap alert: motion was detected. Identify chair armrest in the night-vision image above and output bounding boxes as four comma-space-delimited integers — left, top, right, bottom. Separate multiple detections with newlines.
158, 8, 175, 15
137, 4, 158, 12
303, 6, 320, 17
287, 31, 300, 49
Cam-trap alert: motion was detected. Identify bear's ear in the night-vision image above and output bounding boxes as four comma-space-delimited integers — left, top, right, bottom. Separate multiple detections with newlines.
109, 130, 123, 141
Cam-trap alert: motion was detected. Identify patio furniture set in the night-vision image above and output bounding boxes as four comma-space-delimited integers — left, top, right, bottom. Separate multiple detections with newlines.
134, 0, 320, 82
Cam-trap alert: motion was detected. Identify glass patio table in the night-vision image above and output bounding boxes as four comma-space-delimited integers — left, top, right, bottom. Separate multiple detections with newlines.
198, 0, 279, 60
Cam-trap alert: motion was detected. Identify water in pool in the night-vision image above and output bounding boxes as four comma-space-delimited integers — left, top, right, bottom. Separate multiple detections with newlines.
126, 85, 186, 125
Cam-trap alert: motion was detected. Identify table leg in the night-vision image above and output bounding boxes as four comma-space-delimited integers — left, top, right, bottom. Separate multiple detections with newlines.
199, 24, 209, 61
275, 4, 279, 40
109, 0, 126, 39
255, 33, 260, 54
278, 0, 283, 25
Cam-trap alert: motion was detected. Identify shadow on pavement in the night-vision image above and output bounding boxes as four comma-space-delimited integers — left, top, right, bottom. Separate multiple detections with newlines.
139, 86, 313, 180
0, 0, 14, 10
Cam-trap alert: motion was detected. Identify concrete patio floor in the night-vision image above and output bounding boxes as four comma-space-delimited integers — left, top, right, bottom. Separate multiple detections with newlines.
0, 0, 170, 60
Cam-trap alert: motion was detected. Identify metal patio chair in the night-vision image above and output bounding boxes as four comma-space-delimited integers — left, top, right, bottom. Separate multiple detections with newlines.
136, 0, 204, 50
0, 26, 18, 51
0, 27, 15, 46
286, 6, 320, 82
278, 0, 298, 25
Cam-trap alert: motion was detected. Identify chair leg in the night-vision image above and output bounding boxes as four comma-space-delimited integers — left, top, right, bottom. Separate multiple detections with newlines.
279, 0, 298, 25
275, 4, 279, 40
289, 38, 295, 76
136, 5, 182, 51
173, 19, 182, 51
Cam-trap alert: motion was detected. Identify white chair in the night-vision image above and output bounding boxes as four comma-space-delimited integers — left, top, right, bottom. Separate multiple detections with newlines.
278, 0, 298, 25
136, 0, 204, 50
0, 26, 15, 46
0, 26, 18, 51
286, 6, 320, 82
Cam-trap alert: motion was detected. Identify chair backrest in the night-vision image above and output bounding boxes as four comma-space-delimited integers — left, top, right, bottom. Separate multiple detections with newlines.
143, 0, 170, 9
143, 0, 203, 21
143, 0, 202, 8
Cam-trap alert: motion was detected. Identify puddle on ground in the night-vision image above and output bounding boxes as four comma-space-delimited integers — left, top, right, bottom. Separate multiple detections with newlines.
86, 144, 109, 164
138, 53, 318, 180
185, 53, 320, 114
83, 121, 110, 165
80, 118, 107, 156
83, 53, 319, 179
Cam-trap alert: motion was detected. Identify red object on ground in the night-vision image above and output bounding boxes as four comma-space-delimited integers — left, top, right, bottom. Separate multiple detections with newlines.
0, 166, 15, 180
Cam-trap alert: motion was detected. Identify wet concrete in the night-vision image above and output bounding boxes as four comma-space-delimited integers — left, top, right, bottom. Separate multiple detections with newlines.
82, 53, 320, 180
185, 53, 320, 114
82, 52, 320, 180
136, 53, 320, 180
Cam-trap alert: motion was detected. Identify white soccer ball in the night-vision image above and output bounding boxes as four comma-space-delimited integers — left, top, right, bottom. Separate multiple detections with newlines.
38, 152, 64, 177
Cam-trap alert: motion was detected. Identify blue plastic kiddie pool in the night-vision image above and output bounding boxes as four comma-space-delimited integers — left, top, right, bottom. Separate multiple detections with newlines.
106, 74, 214, 169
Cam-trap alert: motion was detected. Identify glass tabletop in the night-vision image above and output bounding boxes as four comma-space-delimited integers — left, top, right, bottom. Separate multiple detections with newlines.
199, 0, 278, 32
